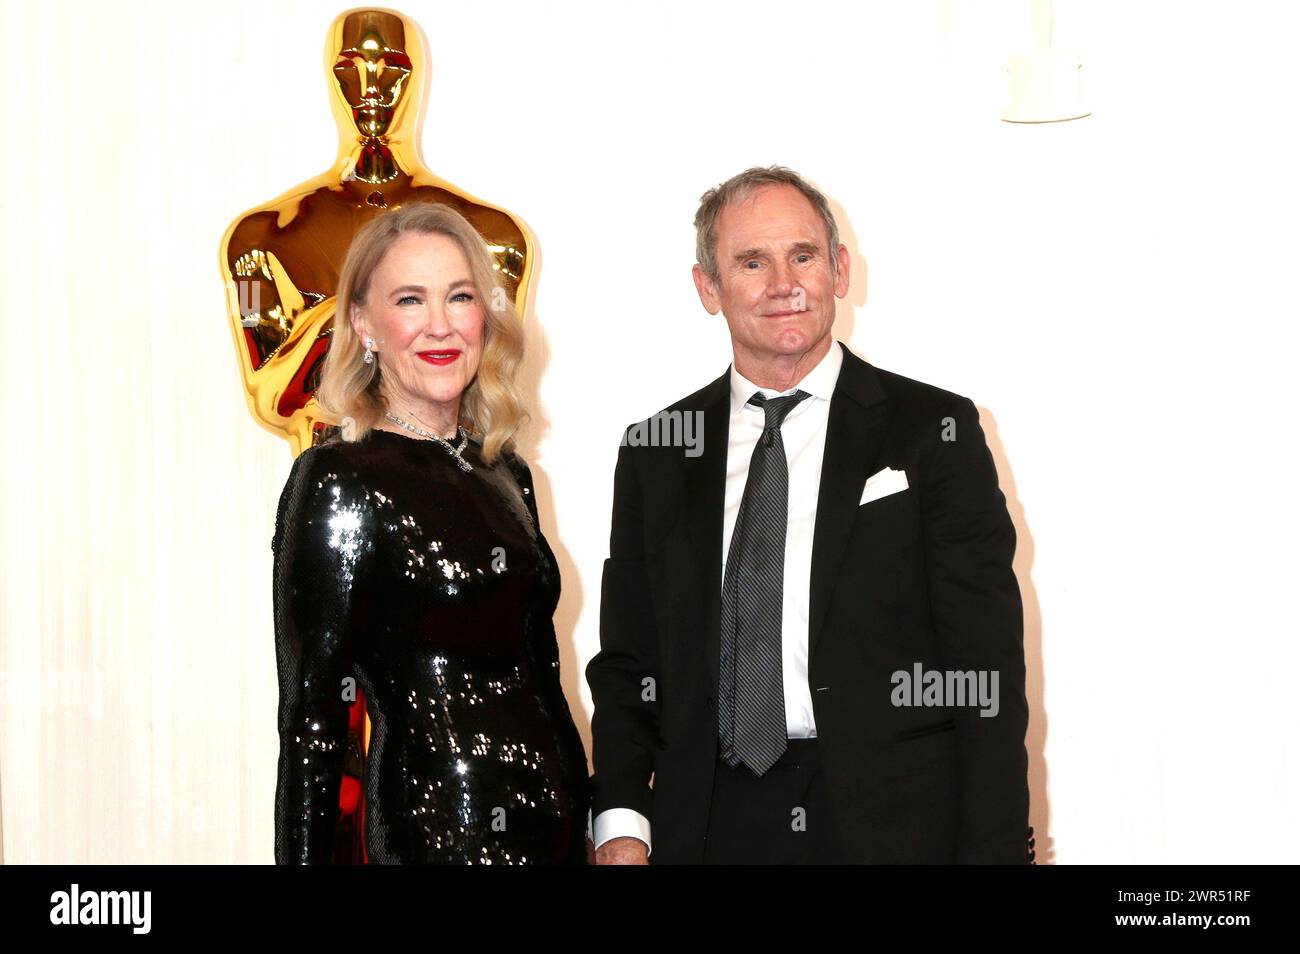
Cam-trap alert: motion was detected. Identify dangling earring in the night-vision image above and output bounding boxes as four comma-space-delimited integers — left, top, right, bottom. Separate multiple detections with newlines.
363, 335, 375, 365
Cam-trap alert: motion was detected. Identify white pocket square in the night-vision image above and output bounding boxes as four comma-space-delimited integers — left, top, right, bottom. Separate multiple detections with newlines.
858, 466, 909, 506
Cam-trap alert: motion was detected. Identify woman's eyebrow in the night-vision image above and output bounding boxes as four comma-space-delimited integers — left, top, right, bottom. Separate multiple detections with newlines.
387, 280, 476, 296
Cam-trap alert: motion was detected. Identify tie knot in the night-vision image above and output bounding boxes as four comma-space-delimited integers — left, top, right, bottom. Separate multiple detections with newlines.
748, 390, 810, 443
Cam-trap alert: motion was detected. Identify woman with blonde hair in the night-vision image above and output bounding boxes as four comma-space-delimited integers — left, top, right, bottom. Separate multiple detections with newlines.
271, 201, 591, 863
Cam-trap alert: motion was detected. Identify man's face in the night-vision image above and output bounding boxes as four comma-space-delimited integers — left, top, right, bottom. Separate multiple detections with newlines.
693, 183, 849, 366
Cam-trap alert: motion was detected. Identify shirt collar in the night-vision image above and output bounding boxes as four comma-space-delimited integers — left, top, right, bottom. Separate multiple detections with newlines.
729, 339, 844, 416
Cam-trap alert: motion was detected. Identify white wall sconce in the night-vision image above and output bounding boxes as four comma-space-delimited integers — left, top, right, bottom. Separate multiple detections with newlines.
1003, 0, 1090, 122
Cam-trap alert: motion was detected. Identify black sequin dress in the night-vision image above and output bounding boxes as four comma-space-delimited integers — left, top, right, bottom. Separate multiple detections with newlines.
271, 428, 591, 864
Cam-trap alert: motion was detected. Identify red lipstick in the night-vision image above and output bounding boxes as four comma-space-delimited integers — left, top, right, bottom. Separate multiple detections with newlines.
417, 349, 461, 366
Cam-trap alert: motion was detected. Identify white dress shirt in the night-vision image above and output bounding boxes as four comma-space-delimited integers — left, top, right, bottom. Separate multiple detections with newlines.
591, 340, 845, 856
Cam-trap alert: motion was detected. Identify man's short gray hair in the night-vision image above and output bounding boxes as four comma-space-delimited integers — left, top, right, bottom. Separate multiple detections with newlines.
693, 165, 841, 285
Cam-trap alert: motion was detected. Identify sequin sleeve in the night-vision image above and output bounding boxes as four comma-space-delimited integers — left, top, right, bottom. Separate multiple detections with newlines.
271, 447, 370, 864
508, 452, 593, 809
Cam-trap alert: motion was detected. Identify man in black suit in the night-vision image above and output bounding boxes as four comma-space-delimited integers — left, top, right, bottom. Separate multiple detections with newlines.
586, 166, 1030, 864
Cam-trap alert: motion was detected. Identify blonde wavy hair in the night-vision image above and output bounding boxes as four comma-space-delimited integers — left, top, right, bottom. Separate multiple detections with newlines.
315, 201, 527, 463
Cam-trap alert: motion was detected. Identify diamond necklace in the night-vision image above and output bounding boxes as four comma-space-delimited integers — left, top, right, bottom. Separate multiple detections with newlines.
382, 412, 473, 472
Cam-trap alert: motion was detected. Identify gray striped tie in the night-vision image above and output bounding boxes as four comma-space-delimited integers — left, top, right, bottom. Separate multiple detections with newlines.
718, 389, 811, 776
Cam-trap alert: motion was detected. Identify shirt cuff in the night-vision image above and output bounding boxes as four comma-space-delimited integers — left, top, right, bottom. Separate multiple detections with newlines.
590, 806, 652, 858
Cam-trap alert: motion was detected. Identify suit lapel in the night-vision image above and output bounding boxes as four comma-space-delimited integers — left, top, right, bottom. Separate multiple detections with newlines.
677, 343, 889, 701
809, 344, 889, 661
681, 371, 730, 703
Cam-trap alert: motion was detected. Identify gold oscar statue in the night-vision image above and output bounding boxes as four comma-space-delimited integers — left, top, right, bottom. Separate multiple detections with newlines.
221, 7, 535, 862
219, 6, 534, 456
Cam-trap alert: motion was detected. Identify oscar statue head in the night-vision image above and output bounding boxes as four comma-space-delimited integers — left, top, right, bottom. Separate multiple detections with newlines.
327, 8, 425, 142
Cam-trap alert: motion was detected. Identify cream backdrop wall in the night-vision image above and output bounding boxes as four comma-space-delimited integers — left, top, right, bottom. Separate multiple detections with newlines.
1, 0, 1296, 863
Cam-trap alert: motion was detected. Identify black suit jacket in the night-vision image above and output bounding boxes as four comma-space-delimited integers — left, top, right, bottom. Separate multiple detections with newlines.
585, 341, 1030, 863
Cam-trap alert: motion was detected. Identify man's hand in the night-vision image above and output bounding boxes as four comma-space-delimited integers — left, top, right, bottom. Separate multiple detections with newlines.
595, 836, 649, 865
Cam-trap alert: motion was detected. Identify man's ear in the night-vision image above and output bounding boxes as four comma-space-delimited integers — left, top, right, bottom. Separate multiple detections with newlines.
692, 263, 722, 315
833, 244, 852, 299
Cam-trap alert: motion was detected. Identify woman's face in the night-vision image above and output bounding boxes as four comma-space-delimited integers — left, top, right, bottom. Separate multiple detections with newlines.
352, 232, 485, 426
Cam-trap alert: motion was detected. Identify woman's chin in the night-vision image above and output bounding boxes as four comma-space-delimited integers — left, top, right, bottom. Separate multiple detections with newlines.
420, 383, 469, 407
